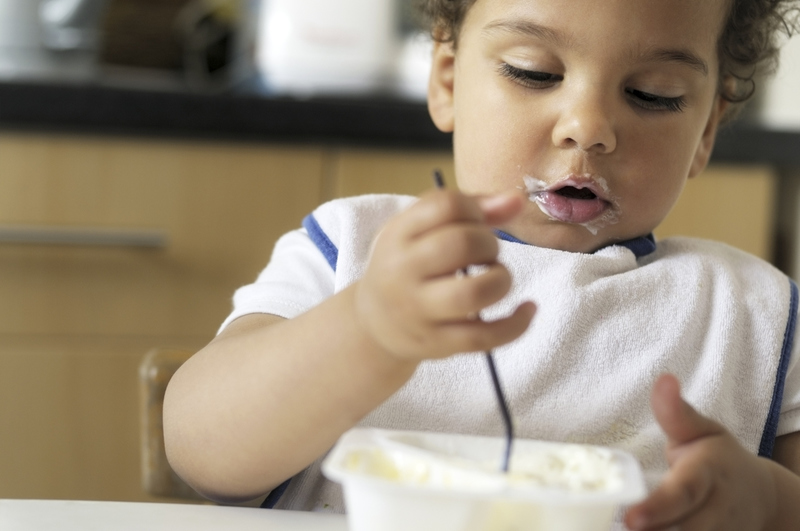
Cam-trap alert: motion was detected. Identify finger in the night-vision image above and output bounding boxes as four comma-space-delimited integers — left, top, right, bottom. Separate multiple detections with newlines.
672, 509, 724, 531
651, 374, 724, 449
399, 190, 487, 240
477, 192, 525, 226
409, 223, 500, 277
625, 459, 713, 530
435, 301, 535, 355
628, 501, 721, 531
399, 190, 524, 240
418, 264, 512, 320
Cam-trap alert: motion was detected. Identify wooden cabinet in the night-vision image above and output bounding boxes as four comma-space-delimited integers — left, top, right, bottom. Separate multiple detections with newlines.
326, 148, 455, 198
0, 133, 325, 502
0, 135, 778, 503
0, 336, 203, 502
0, 134, 326, 337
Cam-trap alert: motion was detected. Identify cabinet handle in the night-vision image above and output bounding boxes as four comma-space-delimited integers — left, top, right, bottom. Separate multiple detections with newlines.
0, 225, 168, 248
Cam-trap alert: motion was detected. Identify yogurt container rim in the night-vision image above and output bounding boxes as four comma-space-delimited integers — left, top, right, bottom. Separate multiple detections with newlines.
322, 428, 648, 506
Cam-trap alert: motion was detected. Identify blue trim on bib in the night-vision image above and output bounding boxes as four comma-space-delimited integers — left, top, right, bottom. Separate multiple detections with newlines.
613, 233, 657, 258
494, 230, 529, 245
759, 279, 798, 458
307, 213, 656, 271
494, 230, 657, 259
303, 214, 338, 271
260, 477, 292, 509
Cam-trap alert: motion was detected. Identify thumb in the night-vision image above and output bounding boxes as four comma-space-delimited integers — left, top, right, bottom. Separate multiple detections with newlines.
652, 373, 723, 450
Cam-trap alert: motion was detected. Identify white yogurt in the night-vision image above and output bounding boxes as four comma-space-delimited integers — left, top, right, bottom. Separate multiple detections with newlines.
343, 441, 623, 494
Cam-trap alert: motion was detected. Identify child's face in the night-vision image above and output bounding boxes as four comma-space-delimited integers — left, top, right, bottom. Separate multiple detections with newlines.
428, 0, 730, 253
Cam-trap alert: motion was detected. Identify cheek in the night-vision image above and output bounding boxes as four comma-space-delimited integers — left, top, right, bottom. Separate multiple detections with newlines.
625, 124, 699, 183
622, 164, 688, 229
454, 100, 553, 193
453, 112, 527, 193
619, 132, 695, 222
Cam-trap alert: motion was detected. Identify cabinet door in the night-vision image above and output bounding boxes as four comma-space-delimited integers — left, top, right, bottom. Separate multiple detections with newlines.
0, 133, 325, 337
0, 335, 206, 502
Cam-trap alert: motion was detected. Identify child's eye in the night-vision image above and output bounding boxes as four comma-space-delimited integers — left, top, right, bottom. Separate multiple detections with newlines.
499, 63, 563, 88
626, 88, 686, 113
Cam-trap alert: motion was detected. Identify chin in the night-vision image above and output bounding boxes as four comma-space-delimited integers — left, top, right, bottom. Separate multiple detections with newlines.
506, 224, 609, 254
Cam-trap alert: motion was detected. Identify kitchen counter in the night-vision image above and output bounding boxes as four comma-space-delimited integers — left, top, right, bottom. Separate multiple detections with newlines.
1, 80, 799, 164
0, 499, 348, 531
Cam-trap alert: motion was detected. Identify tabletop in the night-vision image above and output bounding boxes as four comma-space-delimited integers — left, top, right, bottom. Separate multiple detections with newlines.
0, 499, 349, 531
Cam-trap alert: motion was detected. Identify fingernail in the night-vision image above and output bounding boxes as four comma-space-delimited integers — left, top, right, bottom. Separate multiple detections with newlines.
478, 194, 515, 210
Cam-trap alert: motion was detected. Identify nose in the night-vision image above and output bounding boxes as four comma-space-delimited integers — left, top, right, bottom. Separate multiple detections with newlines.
551, 90, 617, 154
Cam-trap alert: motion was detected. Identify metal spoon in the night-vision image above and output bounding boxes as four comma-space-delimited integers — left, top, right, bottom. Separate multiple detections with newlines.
432, 169, 514, 472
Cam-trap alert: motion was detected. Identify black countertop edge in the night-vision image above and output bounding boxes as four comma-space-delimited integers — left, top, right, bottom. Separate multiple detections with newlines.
0, 80, 452, 150
1, 80, 800, 164
713, 125, 800, 166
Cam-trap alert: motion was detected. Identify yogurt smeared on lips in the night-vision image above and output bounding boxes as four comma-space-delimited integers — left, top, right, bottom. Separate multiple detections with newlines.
524, 175, 619, 235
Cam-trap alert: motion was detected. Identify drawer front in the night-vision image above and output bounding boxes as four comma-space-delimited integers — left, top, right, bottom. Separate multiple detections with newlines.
0, 335, 206, 502
0, 134, 325, 336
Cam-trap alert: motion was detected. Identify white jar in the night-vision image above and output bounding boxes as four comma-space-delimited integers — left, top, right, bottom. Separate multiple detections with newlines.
758, 35, 800, 131
255, 0, 398, 96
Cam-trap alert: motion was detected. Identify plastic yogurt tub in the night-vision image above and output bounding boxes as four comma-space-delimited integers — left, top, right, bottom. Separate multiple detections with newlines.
322, 428, 647, 531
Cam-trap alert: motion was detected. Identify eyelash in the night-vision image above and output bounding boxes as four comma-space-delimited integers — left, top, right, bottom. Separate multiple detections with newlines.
498, 63, 687, 113
499, 63, 562, 88
624, 89, 686, 113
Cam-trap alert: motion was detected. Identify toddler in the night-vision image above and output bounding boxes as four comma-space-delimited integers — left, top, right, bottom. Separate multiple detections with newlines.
164, 0, 800, 529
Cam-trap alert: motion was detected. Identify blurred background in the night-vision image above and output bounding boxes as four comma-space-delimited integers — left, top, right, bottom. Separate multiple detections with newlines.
0, 0, 434, 96
0, 0, 798, 506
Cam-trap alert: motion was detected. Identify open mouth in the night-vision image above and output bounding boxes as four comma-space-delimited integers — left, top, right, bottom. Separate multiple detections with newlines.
522, 174, 619, 234
529, 181, 611, 225
554, 186, 598, 200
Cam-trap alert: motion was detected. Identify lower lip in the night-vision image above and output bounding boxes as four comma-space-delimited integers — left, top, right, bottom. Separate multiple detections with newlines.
532, 191, 610, 224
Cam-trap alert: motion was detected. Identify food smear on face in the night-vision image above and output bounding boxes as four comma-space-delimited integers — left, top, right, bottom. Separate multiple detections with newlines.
523, 176, 619, 235
342, 442, 624, 494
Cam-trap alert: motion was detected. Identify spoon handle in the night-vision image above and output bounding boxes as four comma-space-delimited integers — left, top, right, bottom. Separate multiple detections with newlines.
432, 170, 514, 472
485, 352, 513, 472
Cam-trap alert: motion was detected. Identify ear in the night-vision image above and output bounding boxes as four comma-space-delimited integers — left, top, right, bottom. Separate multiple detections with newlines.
688, 96, 730, 179
427, 41, 456, 133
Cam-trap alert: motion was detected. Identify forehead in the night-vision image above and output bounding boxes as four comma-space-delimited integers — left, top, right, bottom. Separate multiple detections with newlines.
462, 0, 729, 65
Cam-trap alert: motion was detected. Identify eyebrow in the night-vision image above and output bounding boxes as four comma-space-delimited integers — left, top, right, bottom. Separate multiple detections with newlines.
482, 19, 568, 47
483, 19, 708, 76
640, 49, 708, 76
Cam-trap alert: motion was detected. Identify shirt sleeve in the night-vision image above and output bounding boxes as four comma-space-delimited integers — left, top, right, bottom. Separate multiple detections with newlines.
777, 302, 800, 436
217, 228, 335, 334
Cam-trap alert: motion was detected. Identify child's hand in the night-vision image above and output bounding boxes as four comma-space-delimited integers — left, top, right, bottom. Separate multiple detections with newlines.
353, 188, 535, 362
625, 374, 778, 530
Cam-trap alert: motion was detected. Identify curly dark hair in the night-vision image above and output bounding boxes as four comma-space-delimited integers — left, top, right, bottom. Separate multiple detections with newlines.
414, 0, 800, 112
